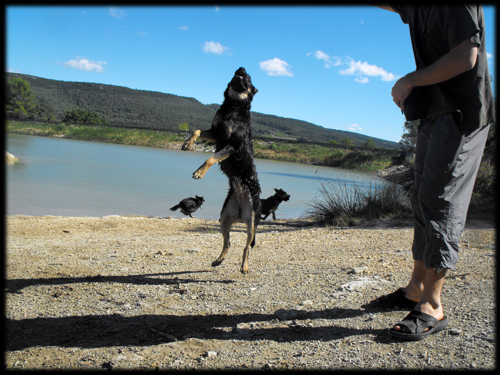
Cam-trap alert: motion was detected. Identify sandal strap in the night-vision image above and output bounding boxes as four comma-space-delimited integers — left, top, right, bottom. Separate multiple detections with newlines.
396, 309, 440, 334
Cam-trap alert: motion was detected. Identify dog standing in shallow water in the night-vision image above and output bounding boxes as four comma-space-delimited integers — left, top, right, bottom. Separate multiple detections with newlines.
181, 67, 261, 274
261, 189, 290, 220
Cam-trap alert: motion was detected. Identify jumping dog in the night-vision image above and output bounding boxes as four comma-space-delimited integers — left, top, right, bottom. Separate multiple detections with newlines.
181, 67, 261, 274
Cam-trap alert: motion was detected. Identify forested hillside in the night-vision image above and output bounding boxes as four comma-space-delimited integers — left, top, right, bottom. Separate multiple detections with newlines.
5, 73, 399, 148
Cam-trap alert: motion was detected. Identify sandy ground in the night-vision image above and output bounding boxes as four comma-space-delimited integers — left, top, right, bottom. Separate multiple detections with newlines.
5, 214, 496, 370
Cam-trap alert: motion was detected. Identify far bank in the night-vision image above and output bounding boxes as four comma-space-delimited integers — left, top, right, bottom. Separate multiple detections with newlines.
5, 120, 400, 173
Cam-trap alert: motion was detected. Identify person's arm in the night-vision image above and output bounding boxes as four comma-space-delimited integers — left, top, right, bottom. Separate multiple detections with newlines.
372, 5, 396, 12
392, 38, 479, 110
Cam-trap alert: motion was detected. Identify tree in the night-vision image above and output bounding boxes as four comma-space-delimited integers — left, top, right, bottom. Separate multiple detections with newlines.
5, 77, 38, 119
63, 108, 109, 124
364, 139, 376, 148
35, 100, 58, 121
341, 138, 353, 146
399, 120, 419, 152
178, 122, 189, 131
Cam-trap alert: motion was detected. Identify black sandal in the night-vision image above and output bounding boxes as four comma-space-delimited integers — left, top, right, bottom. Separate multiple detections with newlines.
366, 288, 418, 309
389, 309, 449, 341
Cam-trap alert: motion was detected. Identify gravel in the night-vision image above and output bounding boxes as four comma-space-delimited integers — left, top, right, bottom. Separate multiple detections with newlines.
5, 214, 496, 370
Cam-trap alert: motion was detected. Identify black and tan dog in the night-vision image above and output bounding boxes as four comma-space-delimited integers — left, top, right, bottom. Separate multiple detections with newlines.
181, 67, 261, 274
169, 195, 204, 218
260, 188, 290, 220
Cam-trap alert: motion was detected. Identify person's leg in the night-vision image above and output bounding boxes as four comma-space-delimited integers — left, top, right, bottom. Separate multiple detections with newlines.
394, 266, 447, 333
400, 260, 426, 302
391, 116, 490, 337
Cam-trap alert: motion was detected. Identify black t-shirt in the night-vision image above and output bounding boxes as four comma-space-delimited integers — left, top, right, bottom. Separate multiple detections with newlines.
390, 5, 494, 130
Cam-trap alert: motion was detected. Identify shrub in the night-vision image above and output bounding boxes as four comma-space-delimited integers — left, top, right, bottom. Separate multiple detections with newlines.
469, 161, 496, 212
303, 177, 412, 226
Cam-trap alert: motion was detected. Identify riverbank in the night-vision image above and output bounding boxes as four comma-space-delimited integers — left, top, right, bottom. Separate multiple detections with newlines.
5, 120, 395, 173
5, 214, 495, 370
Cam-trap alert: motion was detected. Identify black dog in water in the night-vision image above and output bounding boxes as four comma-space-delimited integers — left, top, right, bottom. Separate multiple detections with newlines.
261, 188, 290, 220
169, 196, 205, 218
181, 67, 260, 274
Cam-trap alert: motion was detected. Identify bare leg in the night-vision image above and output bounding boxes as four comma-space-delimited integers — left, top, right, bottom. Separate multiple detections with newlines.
394, 262, 447, 332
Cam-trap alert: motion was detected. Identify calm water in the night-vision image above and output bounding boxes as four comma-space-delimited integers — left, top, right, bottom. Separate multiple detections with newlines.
6, 134, 377, 219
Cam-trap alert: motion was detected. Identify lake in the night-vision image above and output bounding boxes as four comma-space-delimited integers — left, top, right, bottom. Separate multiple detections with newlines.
6, 134, 379, 219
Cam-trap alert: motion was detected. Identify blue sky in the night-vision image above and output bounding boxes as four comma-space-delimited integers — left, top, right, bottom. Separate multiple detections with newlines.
6, 5, 496, 143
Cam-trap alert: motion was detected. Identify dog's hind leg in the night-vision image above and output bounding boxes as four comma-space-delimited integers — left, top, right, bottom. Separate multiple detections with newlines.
240, 213, 256, 274
239, 189, 259, 274
212, 193, 239, 268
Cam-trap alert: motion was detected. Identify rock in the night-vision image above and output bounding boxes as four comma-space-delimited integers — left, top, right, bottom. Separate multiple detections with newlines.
6, 151, 18, 164
340, 277, 388, 292
205, 351, 217, 359
347, 266, 368, 275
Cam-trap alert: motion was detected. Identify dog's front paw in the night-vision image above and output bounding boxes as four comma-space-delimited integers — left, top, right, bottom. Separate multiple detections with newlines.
192, 165, 207, 180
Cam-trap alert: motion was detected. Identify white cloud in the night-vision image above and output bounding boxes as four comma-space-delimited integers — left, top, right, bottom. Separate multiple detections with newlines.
203, 41, 231, 55
340, 58, 397, 82
346, 124, 363, 132
355, 76, 369, 84
63, 57, 107, 73
109, 7, 126, 19
308, 50, 342, 68
178, 25, 189, 30
311, 50, 399, 83
259, 58, 293, 77
487, 52, 494, 60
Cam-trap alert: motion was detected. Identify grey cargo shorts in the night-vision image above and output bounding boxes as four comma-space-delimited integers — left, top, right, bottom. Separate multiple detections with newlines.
411, 113, 490, 271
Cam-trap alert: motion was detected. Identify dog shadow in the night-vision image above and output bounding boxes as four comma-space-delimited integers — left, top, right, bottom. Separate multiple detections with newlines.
5, 271, 385, 350
5, 271, 234, 295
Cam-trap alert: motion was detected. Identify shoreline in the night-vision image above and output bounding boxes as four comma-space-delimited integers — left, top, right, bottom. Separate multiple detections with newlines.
5, 212, 495, 230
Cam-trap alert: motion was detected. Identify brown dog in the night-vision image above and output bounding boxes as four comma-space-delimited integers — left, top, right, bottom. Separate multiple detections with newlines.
261, 188, 290, 220
181, 67, 260, 274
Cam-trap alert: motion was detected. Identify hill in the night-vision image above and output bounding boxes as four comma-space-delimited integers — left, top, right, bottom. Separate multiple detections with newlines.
5, 72, 399, 149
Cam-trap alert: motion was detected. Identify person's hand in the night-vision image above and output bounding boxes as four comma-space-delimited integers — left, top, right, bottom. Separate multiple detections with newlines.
391, 75, 414, 111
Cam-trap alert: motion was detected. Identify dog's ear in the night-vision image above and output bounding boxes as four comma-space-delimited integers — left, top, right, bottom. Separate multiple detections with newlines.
274, 188, 278, 192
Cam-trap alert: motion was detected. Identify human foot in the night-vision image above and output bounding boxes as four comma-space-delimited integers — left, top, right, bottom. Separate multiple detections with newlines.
389, 309, 448, 341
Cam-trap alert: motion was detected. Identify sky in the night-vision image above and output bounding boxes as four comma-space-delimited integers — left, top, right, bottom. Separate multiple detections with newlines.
5, 5, 496, 143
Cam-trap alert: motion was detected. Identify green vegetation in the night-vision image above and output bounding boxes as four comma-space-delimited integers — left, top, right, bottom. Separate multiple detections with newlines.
5, 72, 399, 148
63, 108, 109, 125
253, 140, 393, 172
6, 120, 183, 148
5, 77, 38, 119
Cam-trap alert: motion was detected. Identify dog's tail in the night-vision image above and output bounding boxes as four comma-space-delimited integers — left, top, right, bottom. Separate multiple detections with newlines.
170, 204, 180, 211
